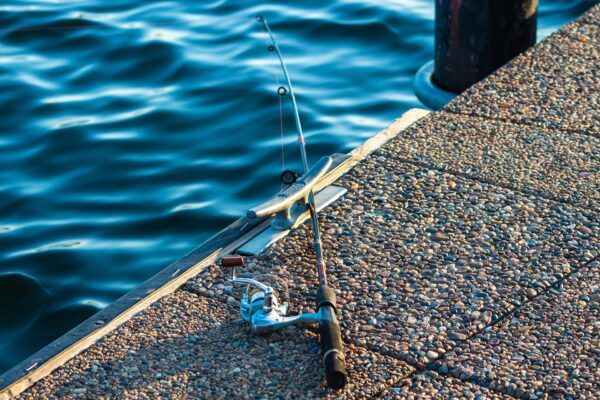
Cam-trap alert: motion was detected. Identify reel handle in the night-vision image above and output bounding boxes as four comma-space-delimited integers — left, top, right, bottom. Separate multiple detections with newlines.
221, 255, 245, 268
316, 286, 347, 389
229, 277, 271, 293
221, 255, 245, 279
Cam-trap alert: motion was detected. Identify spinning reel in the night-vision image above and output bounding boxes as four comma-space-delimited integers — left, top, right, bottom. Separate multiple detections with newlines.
221, 256, 321, 335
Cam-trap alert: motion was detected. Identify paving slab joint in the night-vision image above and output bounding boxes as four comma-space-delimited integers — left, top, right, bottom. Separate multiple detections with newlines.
367, 357, 522, 399
419, 256, 600, 400
443, 110, 598, 140
363, 254, 599, 399
444, 107, 597, 139
391, 155, 598, 213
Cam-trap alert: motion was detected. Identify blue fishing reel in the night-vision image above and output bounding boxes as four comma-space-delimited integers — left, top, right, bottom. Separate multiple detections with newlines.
221, 256, 320, 335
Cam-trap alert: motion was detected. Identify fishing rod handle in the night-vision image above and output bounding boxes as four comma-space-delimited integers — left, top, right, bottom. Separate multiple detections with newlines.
316, 286, 347, 389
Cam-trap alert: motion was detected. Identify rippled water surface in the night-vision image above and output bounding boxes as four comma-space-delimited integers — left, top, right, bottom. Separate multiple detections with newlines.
0, 0, 596, 373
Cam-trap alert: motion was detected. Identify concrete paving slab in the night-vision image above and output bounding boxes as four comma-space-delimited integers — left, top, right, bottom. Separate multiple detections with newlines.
580, 3, 600, 26
541, 21, 600, 66
379, 371, 513, 400
437, 261, 600, 400
188, 160, 598, 367
444, 21, 599, 137
16, 290, 413, 400
385, 112, 599, 210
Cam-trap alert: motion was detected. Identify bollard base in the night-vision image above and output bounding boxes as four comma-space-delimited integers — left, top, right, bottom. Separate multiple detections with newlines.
413, 61, 458, 110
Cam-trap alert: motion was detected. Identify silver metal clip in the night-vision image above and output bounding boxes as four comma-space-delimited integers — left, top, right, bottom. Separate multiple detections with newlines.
247, 156, 333, 231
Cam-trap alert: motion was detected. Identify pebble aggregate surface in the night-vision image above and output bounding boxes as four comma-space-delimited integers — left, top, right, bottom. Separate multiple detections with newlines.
187, 161, 598, 368
445, 19, 599, 137
387, 112, 599, 211
581, 3, 600, 25
16, 291, 413, 400
379, 371, 513, 399
10, 5, 600, 400
438, 262, 600, 400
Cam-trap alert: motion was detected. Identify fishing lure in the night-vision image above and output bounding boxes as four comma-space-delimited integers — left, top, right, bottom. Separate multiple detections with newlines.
220, 16, 347, 390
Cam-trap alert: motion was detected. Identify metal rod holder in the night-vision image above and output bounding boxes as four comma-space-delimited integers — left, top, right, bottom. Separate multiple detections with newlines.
247, 156, 333, 231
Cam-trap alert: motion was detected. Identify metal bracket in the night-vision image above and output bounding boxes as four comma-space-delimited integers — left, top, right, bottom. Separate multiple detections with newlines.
238, 184, 346, 256
247, 156, 333, 231
240, 155, 348, 256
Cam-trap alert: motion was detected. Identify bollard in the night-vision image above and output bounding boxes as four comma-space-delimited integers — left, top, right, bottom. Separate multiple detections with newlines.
433, 0, 538, 93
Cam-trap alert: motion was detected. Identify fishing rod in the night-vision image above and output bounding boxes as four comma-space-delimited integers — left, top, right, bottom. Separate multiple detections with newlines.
257, 15, 347, 388
220, 16, 347, 390
257, 16, 328, 287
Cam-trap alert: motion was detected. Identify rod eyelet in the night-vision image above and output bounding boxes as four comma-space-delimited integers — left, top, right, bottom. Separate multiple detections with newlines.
280, 170, 299, 185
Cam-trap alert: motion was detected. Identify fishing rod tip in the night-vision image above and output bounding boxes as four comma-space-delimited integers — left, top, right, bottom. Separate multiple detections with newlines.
256, 15, 265, 23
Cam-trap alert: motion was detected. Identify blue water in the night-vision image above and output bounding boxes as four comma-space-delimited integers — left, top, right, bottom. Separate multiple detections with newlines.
0, 0, 595, 374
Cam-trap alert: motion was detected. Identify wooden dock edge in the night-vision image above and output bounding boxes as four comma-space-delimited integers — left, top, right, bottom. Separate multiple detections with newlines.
0, 108, 429, 399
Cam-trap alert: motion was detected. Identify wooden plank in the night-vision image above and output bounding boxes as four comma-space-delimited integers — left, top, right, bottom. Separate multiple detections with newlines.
0, 108, 428, 399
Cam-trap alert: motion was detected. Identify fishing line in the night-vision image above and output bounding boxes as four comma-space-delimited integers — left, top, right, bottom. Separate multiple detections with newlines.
278, 92, 286, 190
255, 14, 329, 285
257, 20, 287, 189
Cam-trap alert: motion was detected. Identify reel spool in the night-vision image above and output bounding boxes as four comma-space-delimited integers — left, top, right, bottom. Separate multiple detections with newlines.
236, 273, 290, 323
221, 255, 320, 335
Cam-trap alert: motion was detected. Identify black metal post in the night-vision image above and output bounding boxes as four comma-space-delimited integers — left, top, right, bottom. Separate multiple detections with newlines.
434, 0, 538, 93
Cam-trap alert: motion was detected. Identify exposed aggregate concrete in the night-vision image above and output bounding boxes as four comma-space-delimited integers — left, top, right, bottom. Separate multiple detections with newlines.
379, 371, 513, 399
581, 3, 600, 26
437, 261, 600, 400
188, 161, 598, 367
444, 21, 599, 137
17, 291, 413, 400
385, 111, 599, 210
